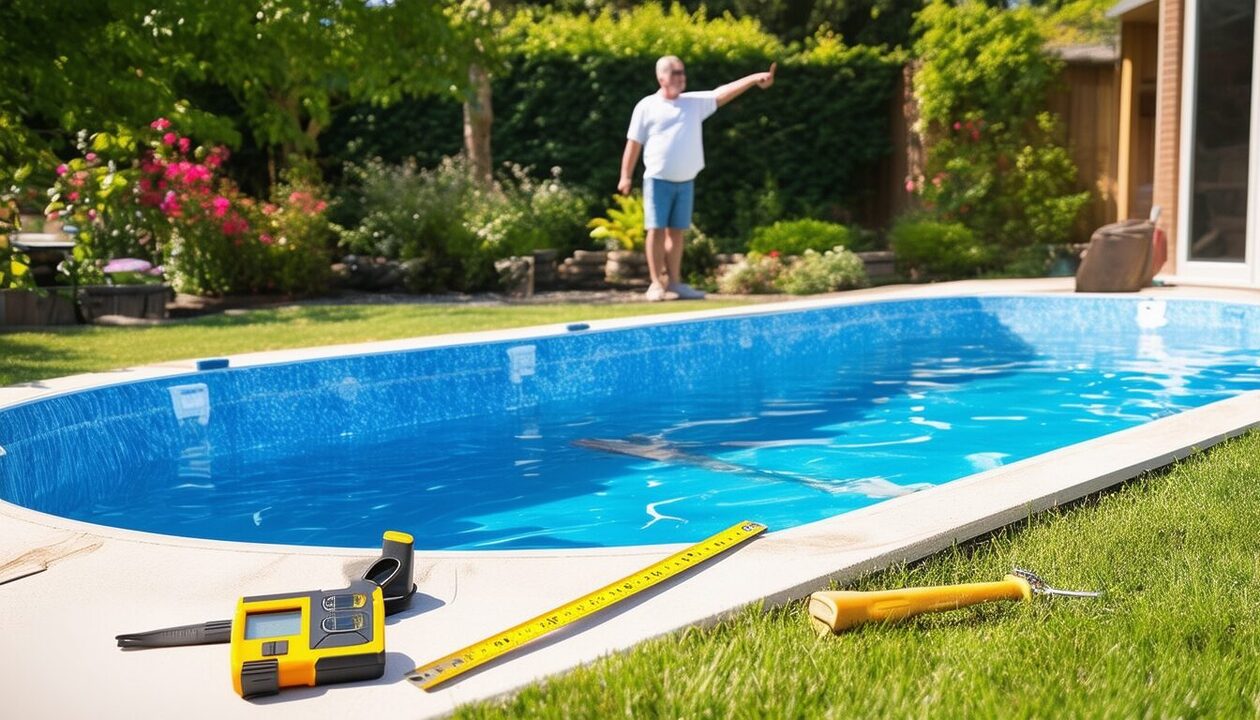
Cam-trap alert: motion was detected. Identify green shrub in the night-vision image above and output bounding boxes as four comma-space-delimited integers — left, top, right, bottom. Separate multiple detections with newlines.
749, 219, 852, 256
912, 1, 1090, 257
682, 229, 720, 291
777, 246, 868, 295
587, 193, 645, 252
889, 218, 989, 279
717, 252, 784, 294
259, 177, 334, 295
474, 164, 593, 259
0, 192, 35, 290
337, 156, 590, 292
337, 157, 476, 291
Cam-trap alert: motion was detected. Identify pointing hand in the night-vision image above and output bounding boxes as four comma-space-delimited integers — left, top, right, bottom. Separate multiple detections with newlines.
756, 62, 777, 89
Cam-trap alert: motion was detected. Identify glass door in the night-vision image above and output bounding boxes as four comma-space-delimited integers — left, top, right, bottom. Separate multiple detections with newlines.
1179, 0, 1258, 284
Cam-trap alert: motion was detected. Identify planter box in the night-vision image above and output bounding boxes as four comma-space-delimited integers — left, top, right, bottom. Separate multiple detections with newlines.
78, 284, 171, 323
856, 250, 896, 279
0, 288, 77, 327
605, 250, 649, 282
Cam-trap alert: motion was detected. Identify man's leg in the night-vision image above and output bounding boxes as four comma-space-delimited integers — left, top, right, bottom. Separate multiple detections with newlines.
646, 227, 669, 288
641, 178, 677, 301
663, 180, 704, 299
664, 228, 685, 285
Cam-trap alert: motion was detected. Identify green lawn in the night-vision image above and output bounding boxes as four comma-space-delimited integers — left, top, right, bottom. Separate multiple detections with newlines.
0, 300, 752, 387
455, 432, 1260, 719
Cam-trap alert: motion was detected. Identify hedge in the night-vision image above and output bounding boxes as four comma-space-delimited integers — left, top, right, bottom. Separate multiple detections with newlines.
323, 5, 903, 242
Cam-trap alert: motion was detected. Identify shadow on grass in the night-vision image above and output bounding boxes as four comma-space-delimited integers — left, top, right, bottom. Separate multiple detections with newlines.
0, 334, 99, 387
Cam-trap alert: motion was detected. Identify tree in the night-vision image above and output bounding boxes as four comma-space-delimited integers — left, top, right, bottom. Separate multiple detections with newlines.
183, 0, 489, 183
0, 0, 231, 191
0, 0, 489, 189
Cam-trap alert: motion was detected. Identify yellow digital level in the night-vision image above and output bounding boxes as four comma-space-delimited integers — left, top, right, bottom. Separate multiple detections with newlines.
230, 579, 386, 698
117, 531, 415, 699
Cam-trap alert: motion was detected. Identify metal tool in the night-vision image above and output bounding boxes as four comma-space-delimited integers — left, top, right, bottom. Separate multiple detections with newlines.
808, 567, 1101, 634
1009, 567, 1103, 599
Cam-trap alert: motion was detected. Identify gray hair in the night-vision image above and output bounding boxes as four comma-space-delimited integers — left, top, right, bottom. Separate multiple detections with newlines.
655, 55, 683, 78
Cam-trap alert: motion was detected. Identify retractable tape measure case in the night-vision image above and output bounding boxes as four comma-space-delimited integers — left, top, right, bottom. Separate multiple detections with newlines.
230, 579, 386, 698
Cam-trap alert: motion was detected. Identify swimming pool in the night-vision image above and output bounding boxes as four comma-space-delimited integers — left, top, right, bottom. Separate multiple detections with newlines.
2, 295, 1258, 550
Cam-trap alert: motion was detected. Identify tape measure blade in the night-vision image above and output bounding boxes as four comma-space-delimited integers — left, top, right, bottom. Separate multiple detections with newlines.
408, 520, 766, 691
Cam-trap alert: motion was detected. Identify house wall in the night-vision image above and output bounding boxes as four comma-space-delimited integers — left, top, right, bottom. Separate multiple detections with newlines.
1051, 62, 1120, 240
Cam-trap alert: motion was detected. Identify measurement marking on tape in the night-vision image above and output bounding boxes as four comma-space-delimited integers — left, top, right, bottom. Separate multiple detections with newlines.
407, 520, 767, 691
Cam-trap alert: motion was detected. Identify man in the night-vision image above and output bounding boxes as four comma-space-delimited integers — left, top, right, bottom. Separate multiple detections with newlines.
619, 55, 777, 301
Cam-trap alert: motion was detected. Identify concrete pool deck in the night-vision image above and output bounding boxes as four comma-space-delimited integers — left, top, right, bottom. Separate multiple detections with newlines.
3, 278, 1260, 719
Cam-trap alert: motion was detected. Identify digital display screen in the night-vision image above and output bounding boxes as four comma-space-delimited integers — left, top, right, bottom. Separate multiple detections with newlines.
244, 610, 302, 639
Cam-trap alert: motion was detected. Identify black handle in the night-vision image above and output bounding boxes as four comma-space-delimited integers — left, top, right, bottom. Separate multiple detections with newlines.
116, 619, 232, 649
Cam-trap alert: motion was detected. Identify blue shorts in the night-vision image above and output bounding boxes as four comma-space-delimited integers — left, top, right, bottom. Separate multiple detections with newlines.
643, 178, 694, 230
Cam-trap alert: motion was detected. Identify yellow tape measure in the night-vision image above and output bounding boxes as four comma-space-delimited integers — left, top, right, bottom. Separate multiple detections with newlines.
408, 520, 767, 690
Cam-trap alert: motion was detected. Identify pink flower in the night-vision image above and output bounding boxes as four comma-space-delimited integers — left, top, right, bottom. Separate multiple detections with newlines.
160, 190, 181, 216
104, 258, 153, 274
138, 178, 152, 192
87, 209, 97, 220
46, 212, 58, 222
904, 179, 916, 193
178, 137, 191, 154
163, 132, 177, 146
184, 165, 211, 184
211, 196, 230, 218
56, 164, 68, 176
953, 121, 962, 130
260, 233, 274, 245
68, 191, 80, 202
971, 129, 980, 140
222, 216, 249, 236
151, 118, 171, 131
768, 250, 780, 259
85, 152, 98, 163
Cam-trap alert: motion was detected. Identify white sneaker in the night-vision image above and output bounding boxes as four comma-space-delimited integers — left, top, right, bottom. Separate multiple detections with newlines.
668, 282, 706, 299
644, 283, 679, 302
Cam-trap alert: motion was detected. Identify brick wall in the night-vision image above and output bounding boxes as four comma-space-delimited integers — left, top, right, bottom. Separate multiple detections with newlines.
1152, 0, 1184, 273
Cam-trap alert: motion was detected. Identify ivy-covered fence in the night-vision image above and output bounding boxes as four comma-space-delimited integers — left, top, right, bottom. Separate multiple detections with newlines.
323, 6, 904, 243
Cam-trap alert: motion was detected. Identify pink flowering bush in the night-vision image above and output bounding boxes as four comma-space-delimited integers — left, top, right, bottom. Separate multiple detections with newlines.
47, 118, 333, 295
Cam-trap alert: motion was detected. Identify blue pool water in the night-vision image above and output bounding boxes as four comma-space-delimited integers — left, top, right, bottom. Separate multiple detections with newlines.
2, 296, 1259, 549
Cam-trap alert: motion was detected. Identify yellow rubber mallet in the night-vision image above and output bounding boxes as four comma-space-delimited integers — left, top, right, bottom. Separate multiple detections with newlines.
808, 568, 1101, 634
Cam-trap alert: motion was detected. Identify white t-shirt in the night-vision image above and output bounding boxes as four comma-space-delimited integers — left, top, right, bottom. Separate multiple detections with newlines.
627, 90, 719, 182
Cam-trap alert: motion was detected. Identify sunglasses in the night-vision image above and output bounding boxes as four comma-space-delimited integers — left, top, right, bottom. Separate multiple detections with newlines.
668, 69, 686, 77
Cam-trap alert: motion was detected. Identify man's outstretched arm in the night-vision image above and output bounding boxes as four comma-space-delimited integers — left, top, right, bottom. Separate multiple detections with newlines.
618, 139, 642, 195
714, 62, 777, 108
